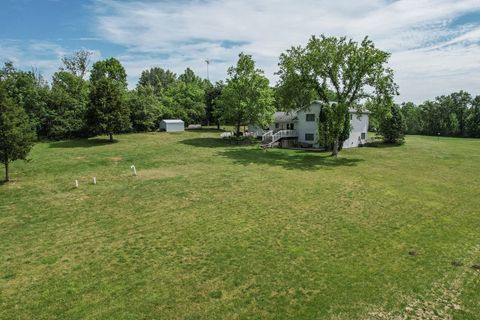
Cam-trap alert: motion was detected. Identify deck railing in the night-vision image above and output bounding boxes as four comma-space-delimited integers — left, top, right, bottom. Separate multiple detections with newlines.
262, 130, 274, 143
262, 130, 298, 147
272, 130, 297, 142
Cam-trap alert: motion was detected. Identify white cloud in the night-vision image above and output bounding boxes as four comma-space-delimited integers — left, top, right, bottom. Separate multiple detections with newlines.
2, 0, 480, 103
91, 0, 480, 103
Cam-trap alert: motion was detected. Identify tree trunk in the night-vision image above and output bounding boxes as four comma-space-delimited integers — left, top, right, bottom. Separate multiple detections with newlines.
109, 133, 113, 142
236, 122, 241, 137
331, 138, 339, 157
217, 121, 220, 130
4, 162, 9, 182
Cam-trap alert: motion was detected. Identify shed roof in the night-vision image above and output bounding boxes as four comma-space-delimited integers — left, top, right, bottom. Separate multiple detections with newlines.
161, 119, 184, 124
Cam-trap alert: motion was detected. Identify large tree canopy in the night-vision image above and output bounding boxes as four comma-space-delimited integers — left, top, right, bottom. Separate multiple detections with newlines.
45, 70, 89, 139
216, 53, 275, 136
87, 58, 130, 141
277, 35, 398, 155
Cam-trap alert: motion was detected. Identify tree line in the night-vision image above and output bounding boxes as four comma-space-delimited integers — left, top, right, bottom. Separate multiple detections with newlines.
0, 52, 217, 141
400, 92, 480, 138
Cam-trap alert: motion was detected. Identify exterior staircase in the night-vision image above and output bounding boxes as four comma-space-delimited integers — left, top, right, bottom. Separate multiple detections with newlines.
262, 130, 298, 147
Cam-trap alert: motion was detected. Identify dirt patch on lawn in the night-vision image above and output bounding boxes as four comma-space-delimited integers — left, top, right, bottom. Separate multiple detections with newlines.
364, 245, 480, 320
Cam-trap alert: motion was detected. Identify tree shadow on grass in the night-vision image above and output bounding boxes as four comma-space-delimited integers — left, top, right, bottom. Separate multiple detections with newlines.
180, 137, 255, 148
364, 142, 404, 149
185, 128, 227, 133
219, 148, 364, 171
49, 138, 119, 149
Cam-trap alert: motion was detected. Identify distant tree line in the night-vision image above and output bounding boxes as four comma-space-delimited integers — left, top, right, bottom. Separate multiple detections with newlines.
399, 91, 480, 138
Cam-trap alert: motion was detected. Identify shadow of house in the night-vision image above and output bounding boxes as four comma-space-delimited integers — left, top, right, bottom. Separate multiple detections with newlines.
219, 148, 364, 171
49, 138, 118, 149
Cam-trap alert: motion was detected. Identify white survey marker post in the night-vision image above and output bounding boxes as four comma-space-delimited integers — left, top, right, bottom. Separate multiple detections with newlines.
75, 180, 79, 188
131, 165, 137, 176
93, 177, 96, 185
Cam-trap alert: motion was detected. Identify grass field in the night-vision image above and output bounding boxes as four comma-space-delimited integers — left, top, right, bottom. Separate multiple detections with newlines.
1, 130, 479, 319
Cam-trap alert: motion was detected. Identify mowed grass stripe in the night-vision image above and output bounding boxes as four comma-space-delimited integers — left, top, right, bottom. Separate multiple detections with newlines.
1, 131, 479, 319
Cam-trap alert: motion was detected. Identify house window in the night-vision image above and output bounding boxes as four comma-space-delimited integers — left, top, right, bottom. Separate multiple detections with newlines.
305, 133, 314, 141
350, 114, 353, 120
306, 114, 315, 122
275, 123, 279, 129
361, 132, 366, 140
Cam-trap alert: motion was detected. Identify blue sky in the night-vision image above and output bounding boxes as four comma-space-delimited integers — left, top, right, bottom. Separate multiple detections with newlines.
1, 0, 480, 103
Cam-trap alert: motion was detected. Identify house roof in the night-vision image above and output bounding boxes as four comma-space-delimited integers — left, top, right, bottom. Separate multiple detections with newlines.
274, 111, 297, 122
348, 108, 371, 114
310, 100, 370, 114
161, 119, 184, 124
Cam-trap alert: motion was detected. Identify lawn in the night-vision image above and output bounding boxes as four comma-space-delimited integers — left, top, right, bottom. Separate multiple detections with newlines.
1, 130, 479, 319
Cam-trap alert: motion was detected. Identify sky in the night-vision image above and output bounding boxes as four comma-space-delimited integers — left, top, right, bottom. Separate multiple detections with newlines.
1, 0, 480, 103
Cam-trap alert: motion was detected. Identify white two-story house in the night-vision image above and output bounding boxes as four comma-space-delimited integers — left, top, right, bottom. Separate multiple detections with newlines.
249, 101, 369, 149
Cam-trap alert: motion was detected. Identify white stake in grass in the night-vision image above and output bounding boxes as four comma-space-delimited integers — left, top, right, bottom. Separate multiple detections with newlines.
93, 177, 97, 185
131, 165, 137, 176
75, 180, 79, 188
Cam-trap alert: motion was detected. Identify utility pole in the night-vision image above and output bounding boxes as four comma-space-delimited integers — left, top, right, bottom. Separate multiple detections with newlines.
205, 59, 210, 81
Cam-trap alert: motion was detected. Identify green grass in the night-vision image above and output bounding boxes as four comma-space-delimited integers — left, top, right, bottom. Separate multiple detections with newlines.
1, 131, 479, 319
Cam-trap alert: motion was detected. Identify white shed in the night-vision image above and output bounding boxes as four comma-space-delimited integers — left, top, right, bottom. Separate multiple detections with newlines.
159, 119, 185, 132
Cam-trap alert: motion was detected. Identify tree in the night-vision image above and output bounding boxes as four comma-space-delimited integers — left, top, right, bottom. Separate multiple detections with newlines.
317, 102, 352, 150
137, 67, 177, 97
0, 82, 36, 182
45, 70, 89, 139
449, 91, 471, 137
215, 53, 275, 136
466, 96, 480, 137
277, 35, 398, 156
205, 81, 224, 128
379, 103, 406, 144
87, 58, 130, 141
128, 86, 166, 132
0, 62, 49, 135
172, 68, 207, 125
44, 50, 92, 139
401, 102, 422, 134
61, 50, 93, 79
